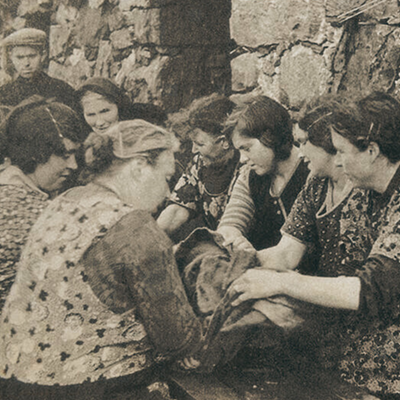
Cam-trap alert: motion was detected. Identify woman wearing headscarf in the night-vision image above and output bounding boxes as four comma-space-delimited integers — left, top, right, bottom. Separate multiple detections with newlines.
75, 77, 168, 185
0, 120, 206, 400
0, 96, 83, 312
76, 77, 167, 137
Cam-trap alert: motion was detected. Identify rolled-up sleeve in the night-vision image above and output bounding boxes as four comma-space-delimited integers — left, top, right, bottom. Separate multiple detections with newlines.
218, 167, 255, 235
83, 210, 203, 358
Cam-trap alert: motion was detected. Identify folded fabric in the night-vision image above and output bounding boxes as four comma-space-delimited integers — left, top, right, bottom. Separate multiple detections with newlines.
175, 228, 304, 335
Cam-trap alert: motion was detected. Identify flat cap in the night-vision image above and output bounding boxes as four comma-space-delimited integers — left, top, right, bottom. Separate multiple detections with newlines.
1, 28, 46, 48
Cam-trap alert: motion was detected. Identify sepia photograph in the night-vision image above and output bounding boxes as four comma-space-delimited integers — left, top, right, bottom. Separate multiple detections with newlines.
0, 0, 400, 399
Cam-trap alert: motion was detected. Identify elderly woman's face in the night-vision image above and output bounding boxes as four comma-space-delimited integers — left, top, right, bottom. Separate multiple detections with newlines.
31, 138, 79, 193
232, 131, 275, 175
81, 92, 119, 135
331, 128, 372, 188
190, 129, 228, 166
130, 150, 176, 213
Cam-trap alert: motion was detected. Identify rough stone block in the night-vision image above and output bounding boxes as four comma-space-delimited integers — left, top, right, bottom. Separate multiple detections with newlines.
49, 25, 71, 59
343, 25, 400, 93
160, 0, 230, 46
278, 45, 332, 109
114, 50, 137, 84
122, 8, 160, 44
49, 49, 93, 87
74, 6, 107, 47
108, 6, 126, 31
18, 0, 52, 17
55, 3, 79, 25
110, 28, 135, 49
118, 0, 184, 9
231, 52, 260, 92
117, 53, 168, 106
258, 73, 281, 106
11, 17, 27, 31
88, 0, 106, 9
231, 0, 325, 47
94, 40, 113, 77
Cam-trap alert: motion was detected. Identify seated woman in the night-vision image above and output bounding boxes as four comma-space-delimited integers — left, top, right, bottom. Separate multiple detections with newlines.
217, 95, 309, 252
76, 77, 171, 188
0, 119, 208, 399
229, 92, 400, 400
255, 94, 372, 276
158, 94, 239, 236
0, 96, 82, 312
76, 77, 167, 137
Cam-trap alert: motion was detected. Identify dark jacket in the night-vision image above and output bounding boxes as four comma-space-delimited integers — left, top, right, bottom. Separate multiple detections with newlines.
0, 71, 78, 111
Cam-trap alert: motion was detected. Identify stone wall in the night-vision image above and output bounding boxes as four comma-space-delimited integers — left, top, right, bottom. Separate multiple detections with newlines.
0, 0, 232, 113
2, 0, 400, 114
230, 0, 400, 112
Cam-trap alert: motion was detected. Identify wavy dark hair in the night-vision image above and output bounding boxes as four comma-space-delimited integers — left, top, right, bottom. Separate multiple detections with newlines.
188, 93, 236, 139
297, 94, 352, 155
1, 96, 82, 174
332, 92, 400, 164
226, 95, 293, 161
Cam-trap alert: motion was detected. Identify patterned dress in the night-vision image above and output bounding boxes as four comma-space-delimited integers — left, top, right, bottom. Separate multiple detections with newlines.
338, 167, 400, 395
283, 171, 400, 396
170, 152, 240, 230
0, 166, 49, 312
0, 183, 202, 388
282, 176, 372, 276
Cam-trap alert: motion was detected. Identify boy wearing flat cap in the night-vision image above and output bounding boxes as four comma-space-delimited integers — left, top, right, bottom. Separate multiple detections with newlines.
0, 28, 77, 110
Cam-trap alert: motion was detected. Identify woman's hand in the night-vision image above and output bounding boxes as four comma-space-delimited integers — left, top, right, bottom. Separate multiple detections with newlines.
230, 235, 255, 253
229, 269, 286, 307
218, 226, 255, 253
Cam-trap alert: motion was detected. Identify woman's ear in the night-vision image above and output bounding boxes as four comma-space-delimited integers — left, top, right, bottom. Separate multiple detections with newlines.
222, 137, 230, 150
127, 157, 148, 182
216, 135, 230, 150
368, 141, 381, 161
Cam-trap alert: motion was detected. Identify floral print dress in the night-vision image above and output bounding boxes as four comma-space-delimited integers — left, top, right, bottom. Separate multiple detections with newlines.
0, 184, 202, 386
338, 167, 400, 395
283, 171, 400, 396
0, 166, 49, 312
283, 176, 372, 276
170, 152, 240, 230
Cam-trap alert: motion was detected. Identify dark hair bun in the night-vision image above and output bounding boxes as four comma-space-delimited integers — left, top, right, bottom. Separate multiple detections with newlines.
83, 133, 114, 174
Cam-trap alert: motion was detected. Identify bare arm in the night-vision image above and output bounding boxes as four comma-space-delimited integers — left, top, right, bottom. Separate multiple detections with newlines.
157, 204, 190, 235
230, 269, 361, 311
257, 234, 307, 271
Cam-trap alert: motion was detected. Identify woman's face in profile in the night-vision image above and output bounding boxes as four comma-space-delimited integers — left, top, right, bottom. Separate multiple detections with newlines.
294, 124, 337, 179
232, 131, 276, 176
31, 138, 80, 193
190, 128, 228, 166
81, 92, 119, 135
331, 128, 372, 189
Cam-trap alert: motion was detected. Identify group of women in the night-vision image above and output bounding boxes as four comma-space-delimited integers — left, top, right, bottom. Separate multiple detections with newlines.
0, 75, 400, 400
